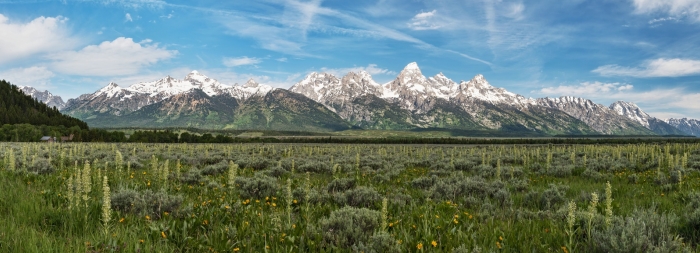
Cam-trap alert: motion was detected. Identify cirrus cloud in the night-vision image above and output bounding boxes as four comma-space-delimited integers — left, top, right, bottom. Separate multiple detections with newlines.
222, 56, 263, 67
632, 0, 700, 22
538, 81, 634, 97
48, 37, 177, 76
592, 58, 700, 77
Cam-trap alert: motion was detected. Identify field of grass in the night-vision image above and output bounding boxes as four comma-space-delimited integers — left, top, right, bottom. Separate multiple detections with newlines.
1, 142, 700, 252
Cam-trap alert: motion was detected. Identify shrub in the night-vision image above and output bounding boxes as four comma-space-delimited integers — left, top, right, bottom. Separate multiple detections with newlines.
26, 159, 55, 174
589, 209, 686, 253
180, 169, 203, 185
326, 178, 356, 194
201, 160, 228, 176
581, 168, 604, 182
524, 184, 568, 210
319, 206, 381, 248
335, 186, 381, 208
236, 176, 279, 199
111, 189, 183, 219
410, 176, 437, 190
351, 231, 400, 253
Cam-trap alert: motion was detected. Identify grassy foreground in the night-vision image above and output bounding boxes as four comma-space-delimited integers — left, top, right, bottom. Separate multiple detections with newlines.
1, 142, 700, 252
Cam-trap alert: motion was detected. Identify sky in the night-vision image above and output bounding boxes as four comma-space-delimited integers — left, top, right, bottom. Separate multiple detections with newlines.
0, 0, 699, 119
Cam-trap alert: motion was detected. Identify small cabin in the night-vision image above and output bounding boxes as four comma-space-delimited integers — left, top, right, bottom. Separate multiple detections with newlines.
40, 136, 56, 143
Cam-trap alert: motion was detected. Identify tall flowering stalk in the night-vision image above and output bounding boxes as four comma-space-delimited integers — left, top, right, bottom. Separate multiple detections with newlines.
586, 193, 598, 239
381, 198, 388, 231
102, 175, 111, 231
566, 201, 577, 251
115, 150, 123, 172
82, 161, 92, 208
228, 161, 238, 192
605, 181, 613, 229
286, 178, 293, 228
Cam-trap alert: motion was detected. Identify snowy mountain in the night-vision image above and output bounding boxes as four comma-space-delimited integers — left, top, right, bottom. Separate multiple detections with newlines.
55, 62, 694, 135
64, 71, 275, 119
291, 62, 596, 135
535, 97, 654, 135
18, 86, 66, 110
665, 118, 700, 137
609, 101, 686, 135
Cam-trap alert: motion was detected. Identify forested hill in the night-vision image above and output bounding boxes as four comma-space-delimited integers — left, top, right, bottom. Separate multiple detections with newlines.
0, 80, 88, 129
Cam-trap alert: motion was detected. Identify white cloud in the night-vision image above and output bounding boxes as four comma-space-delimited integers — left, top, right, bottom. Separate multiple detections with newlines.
0, 66, 55, 89
593, 58, 700, 77
222, 56, 262, 67
319, 64, 396, 77
49, 37, 177, 76
90, 0, 166, 9
125, 13, 133, 22
277, 57, 288, 62
538, 81, 634, 97
0, 14, 78, 64
632, 0, 700, 22
407, 10, 442, 30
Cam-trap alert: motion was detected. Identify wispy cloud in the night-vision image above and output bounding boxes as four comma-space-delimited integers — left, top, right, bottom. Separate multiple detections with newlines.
0, 14, 78, 64
593, 58, 700, 77
222, 56, 262, 67
318, 64, 396, 78
538, 81, 634, 97
407, 10, 442, 30
49, 37, 177, 76
632, 0, 700, 22
125, 13, 133, 22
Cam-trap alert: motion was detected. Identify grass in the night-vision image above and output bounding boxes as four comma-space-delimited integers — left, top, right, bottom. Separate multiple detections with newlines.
0, 142, 699, 252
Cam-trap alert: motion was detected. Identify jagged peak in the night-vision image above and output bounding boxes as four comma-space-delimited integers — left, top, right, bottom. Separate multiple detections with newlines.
244, 78, 259, 88
404, 62, 420, 71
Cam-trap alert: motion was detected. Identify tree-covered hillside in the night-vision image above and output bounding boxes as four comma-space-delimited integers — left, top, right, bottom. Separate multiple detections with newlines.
0, 80, 88, 129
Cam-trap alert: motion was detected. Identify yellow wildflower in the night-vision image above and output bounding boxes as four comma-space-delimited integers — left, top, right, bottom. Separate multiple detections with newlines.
161, 231, 166, 239
431, 240, 437, 247
417, 243, 423, 250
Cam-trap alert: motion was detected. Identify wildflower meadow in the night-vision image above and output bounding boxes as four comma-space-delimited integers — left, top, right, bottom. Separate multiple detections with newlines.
0, 142, 699, 252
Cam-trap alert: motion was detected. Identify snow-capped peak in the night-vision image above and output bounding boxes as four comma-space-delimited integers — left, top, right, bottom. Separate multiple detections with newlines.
456, 74, 532, 106
244, 78, 259, 88
610, 101, 651, 127
404, 62, 420, 71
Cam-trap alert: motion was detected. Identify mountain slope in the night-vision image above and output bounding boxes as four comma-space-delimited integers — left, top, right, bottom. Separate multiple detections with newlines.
19, 86, 66, 110
665, 118, 700, 137
609, 101, 686, 135
0, 80, 87, 129
229, 89, 353, 132
536, 97, 655, 135
84, 89, 240, 129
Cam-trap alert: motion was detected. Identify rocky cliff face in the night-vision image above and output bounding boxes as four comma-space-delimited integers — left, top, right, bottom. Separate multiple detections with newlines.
19, 86, 66, 110
609, 101, 686, 135
535, 97, 654, 135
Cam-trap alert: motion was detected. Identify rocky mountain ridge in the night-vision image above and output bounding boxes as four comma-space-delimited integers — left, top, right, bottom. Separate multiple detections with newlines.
15, 63, 698, 136
18, 86, 66, 110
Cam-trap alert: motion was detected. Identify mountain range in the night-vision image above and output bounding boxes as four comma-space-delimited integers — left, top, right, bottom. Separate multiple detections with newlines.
15, 62, 700, 136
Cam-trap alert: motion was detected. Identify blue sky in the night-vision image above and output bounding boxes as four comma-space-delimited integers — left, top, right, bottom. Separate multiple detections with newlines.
0, 0, 699, 119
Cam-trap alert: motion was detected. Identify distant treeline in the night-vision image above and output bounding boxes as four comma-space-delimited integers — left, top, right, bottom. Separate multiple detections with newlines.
110, 130, 700, 145
0, 80, 88, 129
0, 124, 126, 142
3, 126, 698, 144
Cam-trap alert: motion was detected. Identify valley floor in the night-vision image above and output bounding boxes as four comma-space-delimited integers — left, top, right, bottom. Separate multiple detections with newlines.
0, 142, 699, 252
